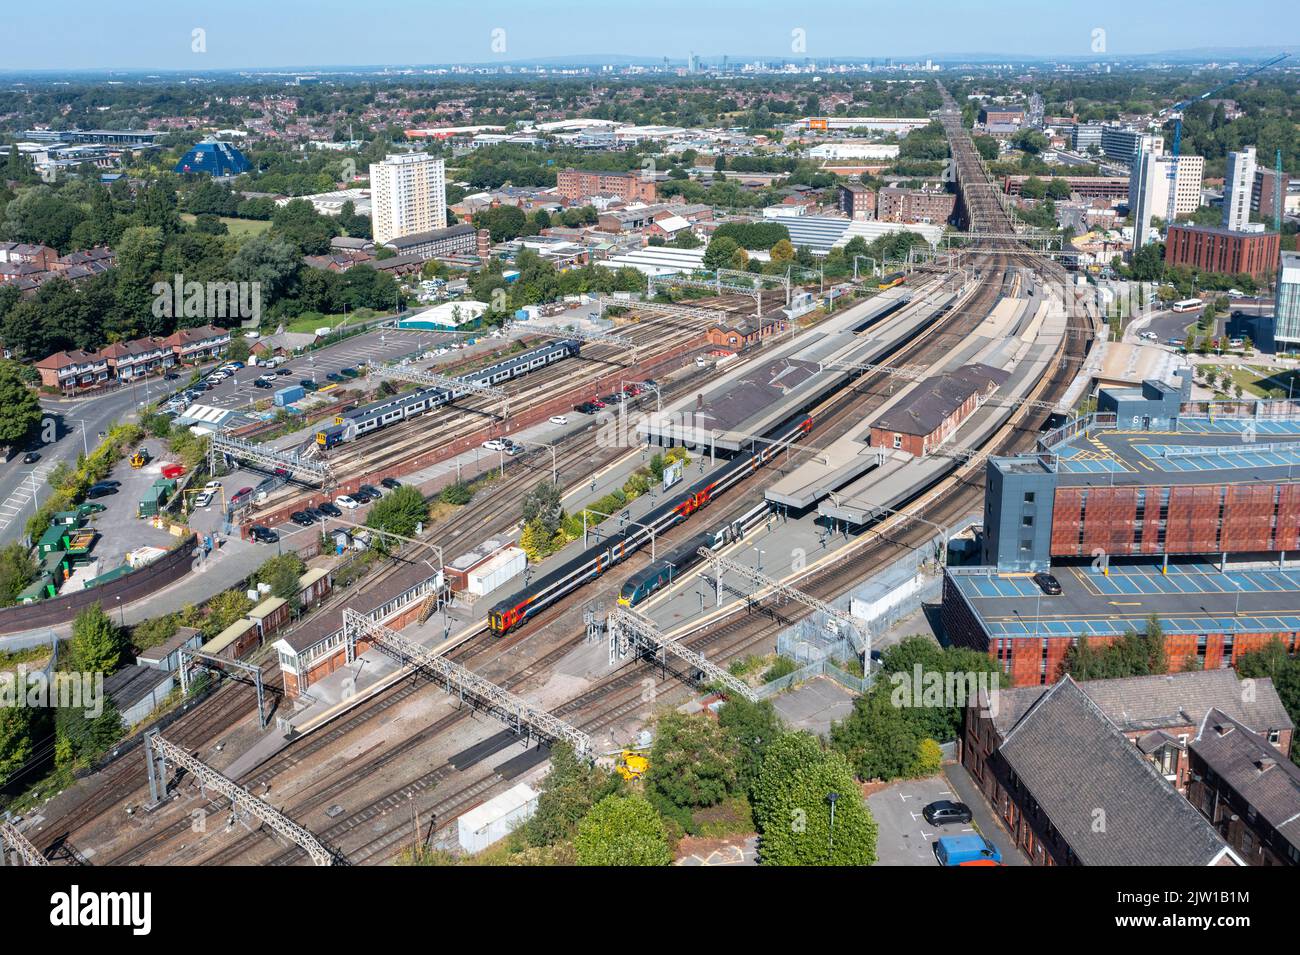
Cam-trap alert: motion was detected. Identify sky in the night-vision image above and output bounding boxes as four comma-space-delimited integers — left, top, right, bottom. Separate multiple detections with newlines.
6, 0, 1298, 71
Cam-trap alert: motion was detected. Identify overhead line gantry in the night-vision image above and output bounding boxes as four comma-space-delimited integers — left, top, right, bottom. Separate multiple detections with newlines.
606, 606, 758, 702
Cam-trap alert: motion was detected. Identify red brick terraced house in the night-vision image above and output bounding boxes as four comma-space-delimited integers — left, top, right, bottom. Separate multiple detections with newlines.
164, 324, 232, 364
35, 349, 111, 393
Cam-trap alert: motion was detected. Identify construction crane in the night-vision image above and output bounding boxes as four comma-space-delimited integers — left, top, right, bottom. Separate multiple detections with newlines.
1156, 53, 1289, 225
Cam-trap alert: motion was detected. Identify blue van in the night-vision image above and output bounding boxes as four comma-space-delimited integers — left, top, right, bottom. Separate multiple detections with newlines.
934, 834, 1002, 866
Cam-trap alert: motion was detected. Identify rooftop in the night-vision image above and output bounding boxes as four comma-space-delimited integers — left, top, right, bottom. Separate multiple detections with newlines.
949, 560, 1300, 640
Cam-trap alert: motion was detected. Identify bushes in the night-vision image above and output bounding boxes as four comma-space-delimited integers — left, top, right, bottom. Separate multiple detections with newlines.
24, 423, 145, 542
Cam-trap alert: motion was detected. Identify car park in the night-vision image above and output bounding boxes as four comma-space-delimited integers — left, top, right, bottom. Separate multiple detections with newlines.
335, 494, 360, 509
922, 801, 974, 826
1032, 572, 1062, 595
250, 525, 279, 543
549, 415, 568, 425
380, 477, 402, 490
289, 511, 315, 527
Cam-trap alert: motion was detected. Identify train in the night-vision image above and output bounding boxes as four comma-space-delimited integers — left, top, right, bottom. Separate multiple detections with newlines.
487, 413, 815, 636
315, 339, 581, 448
877, 271, 907, 290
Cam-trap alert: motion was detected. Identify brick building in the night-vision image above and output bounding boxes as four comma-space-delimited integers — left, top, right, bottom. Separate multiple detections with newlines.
960, 674, 1249, 866
380, 222, 478, 260
1002, 175, 1130, 202
979, 107, 1025, 126
837, 182, 876, 220
163, 324, 232, 364
1164, 224, 1281, 282
556, 168, 657, 204
876, 186, 955, 225
1187, 709, 1300, 865
35, 349, 111, 392
869, 363, 1009, 457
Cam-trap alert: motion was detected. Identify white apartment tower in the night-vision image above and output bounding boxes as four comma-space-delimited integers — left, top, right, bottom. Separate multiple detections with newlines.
369, 153, 447, 246
1129, 135, 1163, 251
1222, 147, 1257, 232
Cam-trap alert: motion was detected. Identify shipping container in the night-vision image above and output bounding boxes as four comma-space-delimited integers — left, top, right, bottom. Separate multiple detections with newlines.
457, 783, 538, 855
467, 546, 526, 597
274, 385, 306, 407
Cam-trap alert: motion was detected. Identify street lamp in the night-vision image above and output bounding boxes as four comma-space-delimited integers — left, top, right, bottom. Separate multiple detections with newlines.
827, 792, 840, 855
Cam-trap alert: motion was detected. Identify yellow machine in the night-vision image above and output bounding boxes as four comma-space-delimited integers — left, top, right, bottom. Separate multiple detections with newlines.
129, 449, 150, 468
615, 750, 649, 781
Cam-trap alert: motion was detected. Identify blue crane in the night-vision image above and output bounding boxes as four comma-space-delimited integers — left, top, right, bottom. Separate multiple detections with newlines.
1156, 53, 1289, 224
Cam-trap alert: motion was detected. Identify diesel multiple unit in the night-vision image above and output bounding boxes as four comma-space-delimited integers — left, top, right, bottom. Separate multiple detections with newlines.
316, 339, 581, 448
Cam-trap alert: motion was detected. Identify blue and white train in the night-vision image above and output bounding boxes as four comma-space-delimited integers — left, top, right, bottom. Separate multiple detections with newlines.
316, 339, 581, 449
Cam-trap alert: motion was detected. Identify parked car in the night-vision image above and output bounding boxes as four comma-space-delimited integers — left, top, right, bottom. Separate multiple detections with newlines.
299, 379, 319, 391
326, 372, 345, 383
230, 486, 255, 505
1032, 572, 1062, 596
254, 378, 274, 389
303, 506, 325, 522
164, 372, 180, 381
289, 511, 315, 527
482, 439, 506, 452
351, 488, 374, 503
934, 834, 1002, 866
335, 494, 360, 510
21, 451, 40, 464
317, 501, 342, 518
923, 800, 973, 826
380, 477, 402, 490
276, 368, 292, 376
193, 490, 214, 508
340, 367, 359, 379
86, 483, 118, 499
250, 525, 279, 544
506, 444, 524, 456
549, 415, 568, 426
77, 501, 107, 516
358, 483, 382, 499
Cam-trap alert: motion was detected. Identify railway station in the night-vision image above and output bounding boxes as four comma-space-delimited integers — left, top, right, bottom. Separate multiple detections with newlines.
637, 285, 946, 453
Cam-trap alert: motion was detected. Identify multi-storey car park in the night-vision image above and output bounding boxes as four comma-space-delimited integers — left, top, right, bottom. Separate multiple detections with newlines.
943, 375, 1300, 686
23, 82, 1112, 867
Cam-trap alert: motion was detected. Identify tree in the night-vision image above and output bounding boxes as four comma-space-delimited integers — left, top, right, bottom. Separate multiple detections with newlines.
0, 361, 41, 448
1046, 178, 1073, 201
69, 602, 128, 675
1020, 176, 1047, 200
521, 481, 563, 538
0, 541, 37, 606
520, 741, 622, 847
574, 794, 672, 866
0, 705, 36, 785
830, 687, 932, 782
365, 485, 429, 541
646, 712, 737, 812
256, 552, 306, 603
751, 731, 824, 832
755, 742, 877, 866
717, 696, 783, 796
769, 238, 795, 264
702, 236, 740, 271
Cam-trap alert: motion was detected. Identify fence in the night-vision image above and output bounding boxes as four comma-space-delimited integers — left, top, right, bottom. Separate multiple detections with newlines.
755, 658, 871, 699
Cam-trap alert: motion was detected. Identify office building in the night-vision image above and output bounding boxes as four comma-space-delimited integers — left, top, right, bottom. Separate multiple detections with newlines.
1223, 147, 1257, 232
1072, 122, 1104, 153
1275, 251, 1300, 350
369, 153, 447, 246
1102, 126, 1161, 165
556, 168, 657, 204
1165, 224, 1280, 282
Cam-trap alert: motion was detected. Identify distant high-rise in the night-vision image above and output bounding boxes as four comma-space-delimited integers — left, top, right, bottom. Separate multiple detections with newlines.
369, 153, 446, 246
1129, 135, 1163, 251
1223, 147, 1257, 232
1275, 251, 1300, 351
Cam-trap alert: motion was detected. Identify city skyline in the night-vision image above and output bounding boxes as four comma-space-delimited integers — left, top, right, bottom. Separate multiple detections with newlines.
5, 0, 1299, 72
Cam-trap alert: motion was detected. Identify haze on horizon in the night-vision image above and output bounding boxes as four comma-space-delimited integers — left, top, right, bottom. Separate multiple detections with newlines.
7, 0, 1298, 72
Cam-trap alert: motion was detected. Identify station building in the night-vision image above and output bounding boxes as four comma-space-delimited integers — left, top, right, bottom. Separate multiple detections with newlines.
943, 375, 1300, 686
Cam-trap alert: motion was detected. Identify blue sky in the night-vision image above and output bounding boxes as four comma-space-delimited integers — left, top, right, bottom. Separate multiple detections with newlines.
7, 0, 1297, 71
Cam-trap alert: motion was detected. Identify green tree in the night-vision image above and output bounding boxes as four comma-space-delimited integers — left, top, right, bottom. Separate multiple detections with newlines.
0, 705, 36, 785
702, 236, 740, 271
717, 696, 783, 795
646, 712, 737, 812
830, 687, 931, 781
69, 603, 128, 675
574, 793, 672, 866
365, 485, 429, 541
751, 731, 824, 832
0, 361, 42, 448
756, 744, 877, 866
256, 552, 307, 602
520, 741, 622, 847
0, 541, 37, 606
520, 481, 563, 538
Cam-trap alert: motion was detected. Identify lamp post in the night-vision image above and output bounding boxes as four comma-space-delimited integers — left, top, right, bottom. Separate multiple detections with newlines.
827, 791, 840, 856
